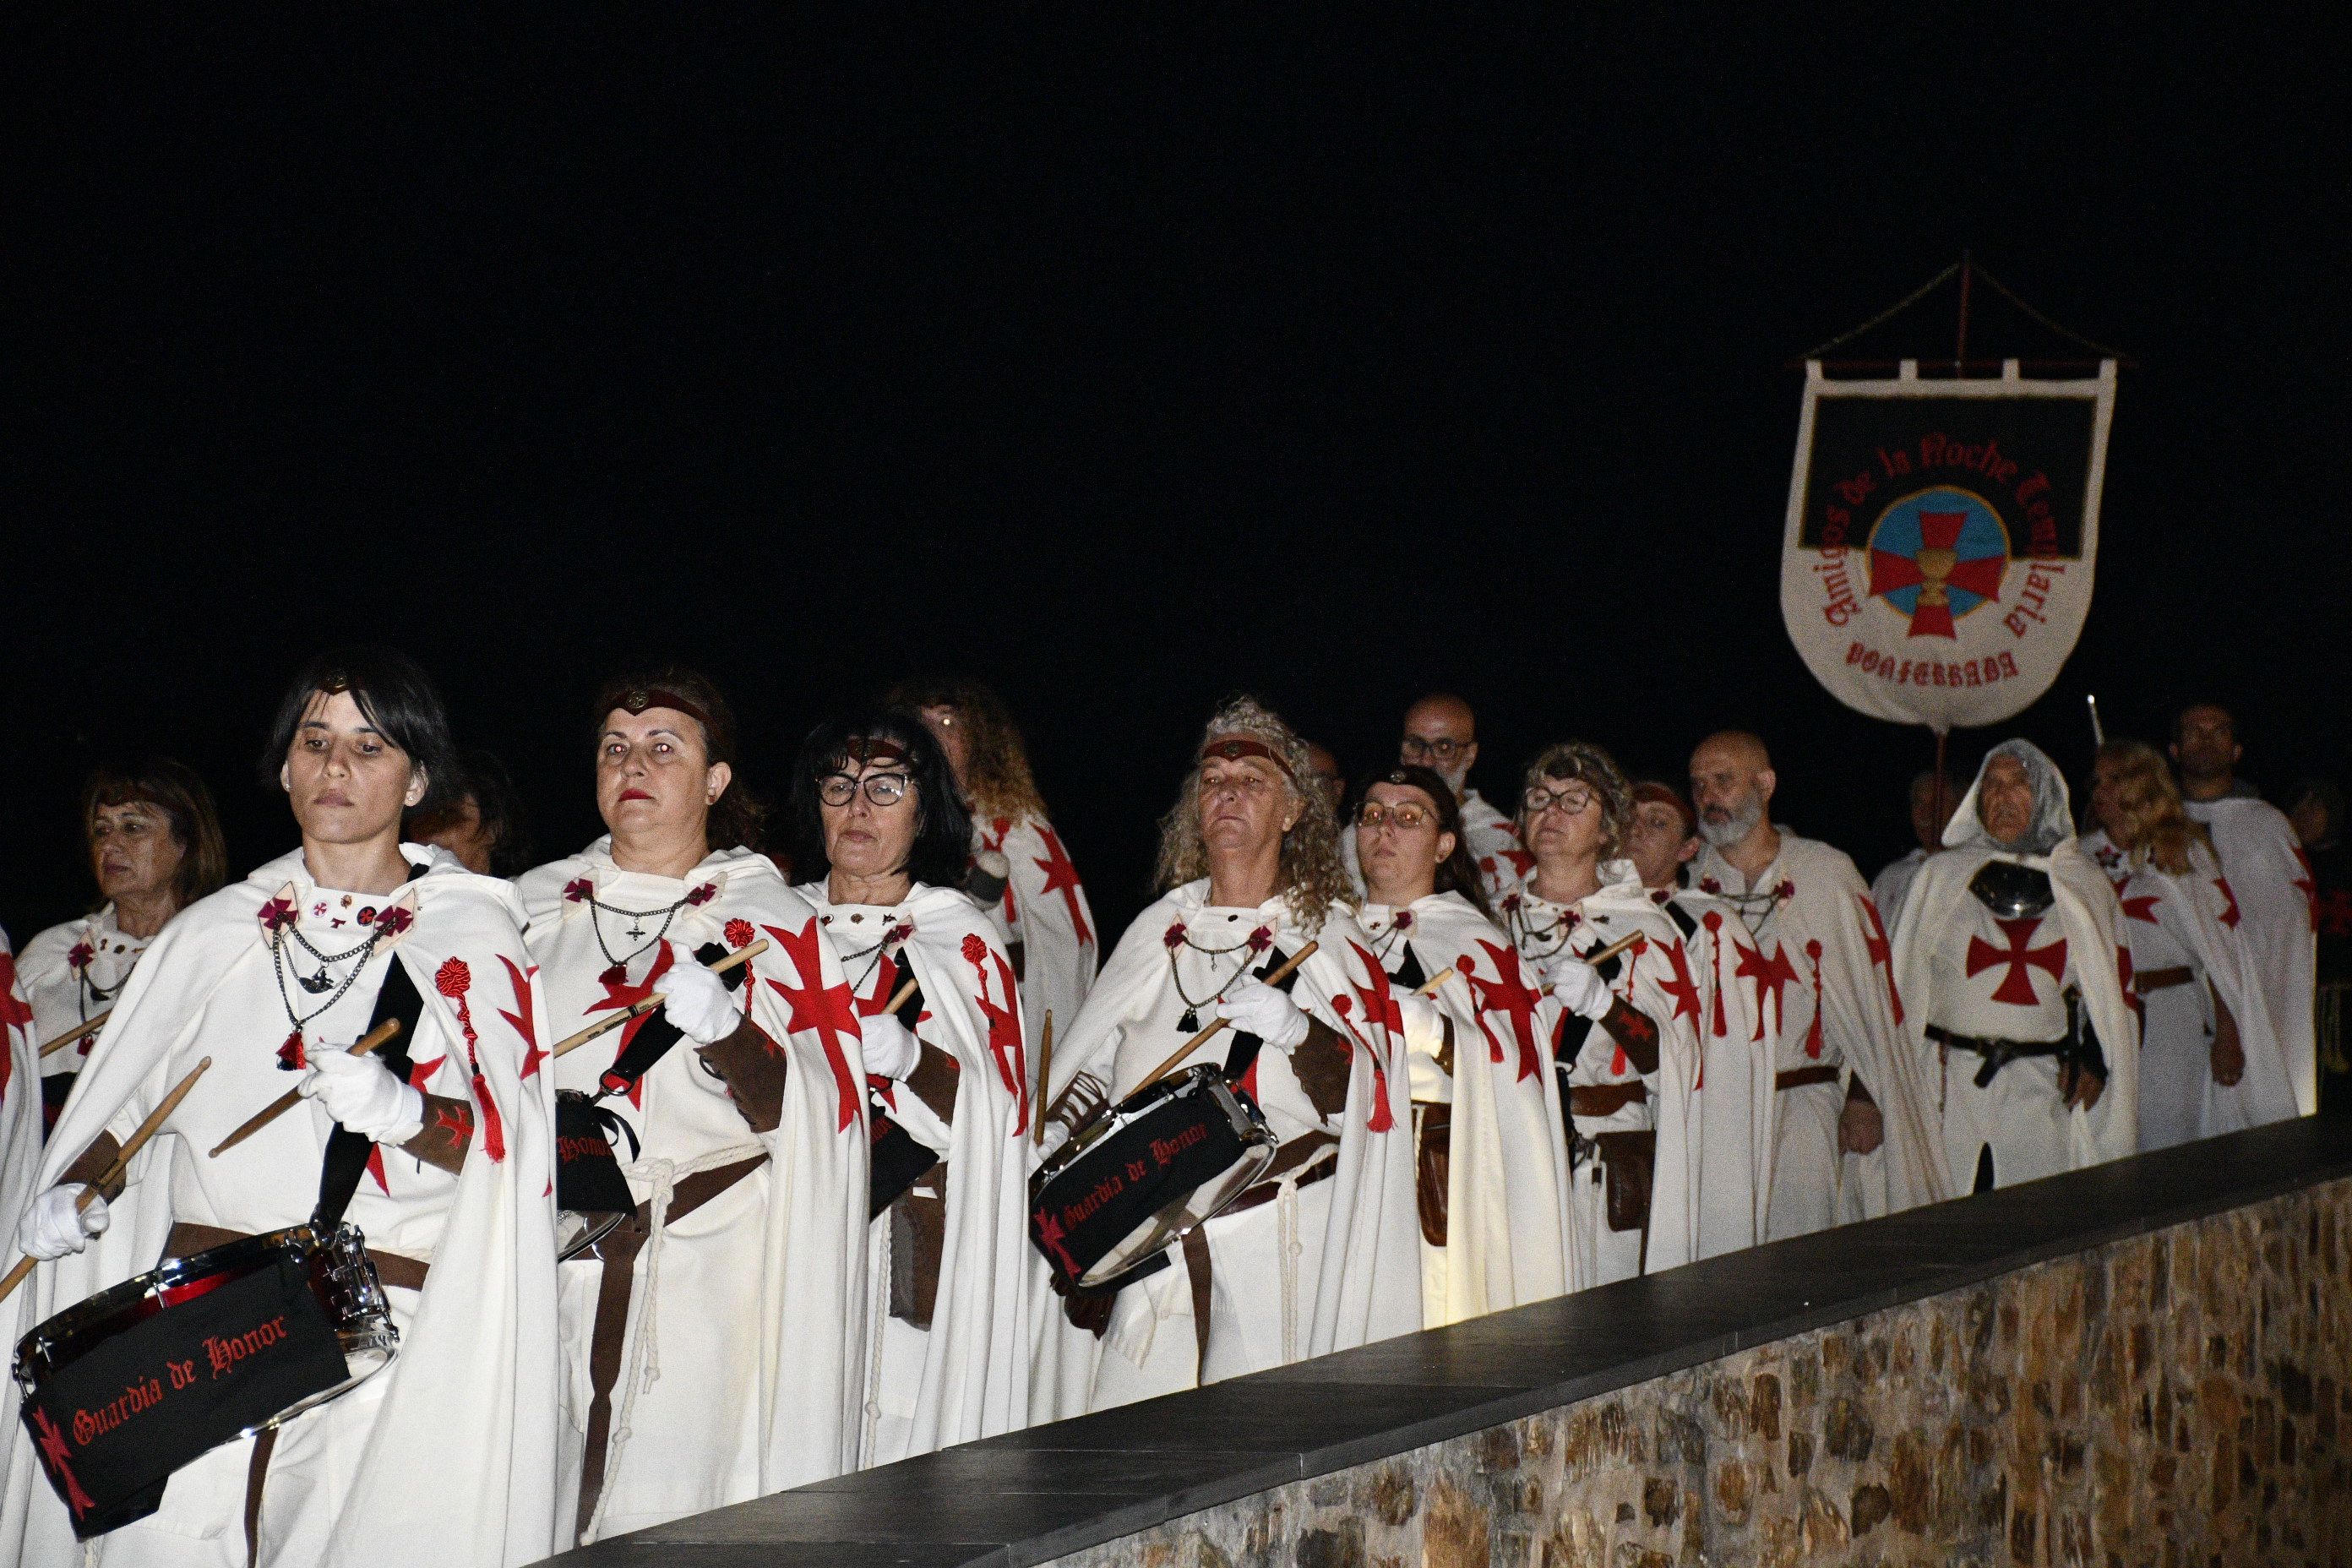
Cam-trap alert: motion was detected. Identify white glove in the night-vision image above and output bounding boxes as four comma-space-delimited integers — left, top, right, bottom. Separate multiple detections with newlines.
299, 1047, 426, 1144
1545, 956, 1614, 1021
863, 1010, 923, 1081
1036, 1119, 1071, 1158
1218, 979, 1311, 1052
17, 1184, 108, 1261
661, 946, 743, 1045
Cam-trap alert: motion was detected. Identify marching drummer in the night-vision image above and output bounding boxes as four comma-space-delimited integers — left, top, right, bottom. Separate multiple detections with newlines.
0, 647, 561, 1568
1351, 763, 1575, 1325
518, 670, 870, 1544
13, 759, 228, 1129
1039, 698, 1418, 1413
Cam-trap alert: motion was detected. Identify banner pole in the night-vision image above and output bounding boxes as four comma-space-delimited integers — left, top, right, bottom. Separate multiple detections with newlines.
1932, 727, 1950, 836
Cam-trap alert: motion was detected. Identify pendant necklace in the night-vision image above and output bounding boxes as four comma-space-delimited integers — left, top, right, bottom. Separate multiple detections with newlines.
1166, 926, 1271, 1033
270, 923, 387, 1069
586, 890, 698, 984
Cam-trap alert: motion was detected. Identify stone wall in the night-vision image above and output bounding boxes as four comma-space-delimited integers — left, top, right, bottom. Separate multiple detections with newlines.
1043, 1175, 2352, 1568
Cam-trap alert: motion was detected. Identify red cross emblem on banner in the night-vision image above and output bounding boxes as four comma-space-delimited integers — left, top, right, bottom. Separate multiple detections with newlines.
1965, 917, 2067, 1006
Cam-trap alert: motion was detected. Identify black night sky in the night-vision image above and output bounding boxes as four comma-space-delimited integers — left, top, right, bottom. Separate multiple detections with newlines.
3, 14, 2343, 945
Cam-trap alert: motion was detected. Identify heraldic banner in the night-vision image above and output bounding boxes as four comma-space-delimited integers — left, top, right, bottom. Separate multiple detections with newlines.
1780, 358, 2116, 733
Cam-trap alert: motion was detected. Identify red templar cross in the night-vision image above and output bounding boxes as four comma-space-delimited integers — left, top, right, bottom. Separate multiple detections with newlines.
1032, 826, 1094, 947
1965, 917, 2067, 1006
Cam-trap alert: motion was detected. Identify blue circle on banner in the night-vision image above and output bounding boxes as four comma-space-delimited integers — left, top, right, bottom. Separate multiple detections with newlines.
1865, 486, 2010, 636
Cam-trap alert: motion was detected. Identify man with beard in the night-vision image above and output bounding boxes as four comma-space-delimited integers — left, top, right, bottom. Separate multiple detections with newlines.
1397, 694, 1531, 901
1688, 732, 1938, 1232
2173, 702, 2318, 1117
1624, 783, 1772, 1259
1892, 741, 2138, 1193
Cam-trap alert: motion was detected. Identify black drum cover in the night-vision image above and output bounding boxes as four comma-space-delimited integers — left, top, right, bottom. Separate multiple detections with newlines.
19, 1256, 350, 1539
555, 1091, 639, 1217
1030, 1080, 1252, 1293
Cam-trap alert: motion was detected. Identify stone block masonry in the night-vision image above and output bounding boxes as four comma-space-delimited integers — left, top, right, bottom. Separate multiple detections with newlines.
1043, 1176, 2352, 1568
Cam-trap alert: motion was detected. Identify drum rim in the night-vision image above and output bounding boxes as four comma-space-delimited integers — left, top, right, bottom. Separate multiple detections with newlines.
1076, 1137, 1282, 1288
13, 1222, 381, 1380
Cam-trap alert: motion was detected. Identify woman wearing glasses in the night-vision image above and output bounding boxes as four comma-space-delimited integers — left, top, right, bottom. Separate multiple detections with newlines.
1500, 741, 1703, 1288
1351, 765, 1574, 1325
521, 672, 871, 1544
787, 710, 1033, 1467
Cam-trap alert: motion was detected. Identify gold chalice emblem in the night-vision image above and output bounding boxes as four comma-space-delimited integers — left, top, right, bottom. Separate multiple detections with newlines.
1914, 544, 1957, 607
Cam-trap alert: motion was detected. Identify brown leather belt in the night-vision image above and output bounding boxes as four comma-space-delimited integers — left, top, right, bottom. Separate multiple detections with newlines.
574, 1153, 767, 1543
1181, 1130, 1341, 1369
1774, 1064, 1842, 1093
164, 1222, 430, 1293
1568, 1081, 1648, 1119
2135, 965, 2195, 994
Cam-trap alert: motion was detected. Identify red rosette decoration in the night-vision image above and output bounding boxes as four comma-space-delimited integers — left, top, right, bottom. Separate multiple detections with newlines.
563, 878, 594, 903
686, 882, 718, 906
1162, 922, 1187, 951
724, 917, 754, 949
961, 931, 988, 969
277, 1030, 306, 1071
66, 941, 94, 973
1246, 927, 1273, 955
258, 896, 298, 934
433, 956, 472, 998
1774, 879, 1796, 901
1394, 911, 1414, 932
1699, 876, 1722, 894
1500, 894, 1522, 916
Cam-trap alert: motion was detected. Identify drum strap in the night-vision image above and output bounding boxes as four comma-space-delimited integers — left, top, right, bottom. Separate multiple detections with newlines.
598, 941, 740, 1097
314, 956, 425, 1229
1219, 946, 1304, 1084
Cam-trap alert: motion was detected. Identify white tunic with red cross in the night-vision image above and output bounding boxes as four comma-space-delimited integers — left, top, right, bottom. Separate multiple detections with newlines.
970, 813, 1098, 1077
17, 905, 152, 1086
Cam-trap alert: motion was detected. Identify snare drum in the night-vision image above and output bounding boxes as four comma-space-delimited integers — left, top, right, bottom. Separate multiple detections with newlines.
14, 1222, 398, 1539
1029, 1064, 1277, 1292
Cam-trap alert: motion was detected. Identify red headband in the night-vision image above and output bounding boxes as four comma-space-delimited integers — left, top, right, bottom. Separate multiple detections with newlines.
1200, 735, 1296, 780
617, 687, 712, 729
1631, 781, 1695, 831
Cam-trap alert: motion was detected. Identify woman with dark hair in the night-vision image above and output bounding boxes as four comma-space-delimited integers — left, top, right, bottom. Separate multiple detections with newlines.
516, 670, 870, 1542
17, 758, 229, 1123
1, 646, 560, 1567
2086, 740, 2293, 1149
890, 676, 1099, 1071
787, 709, 1031, 1465
1350, 763, 1571, 1326
1499, 739, 1701, 1289
407, 749, 535, 877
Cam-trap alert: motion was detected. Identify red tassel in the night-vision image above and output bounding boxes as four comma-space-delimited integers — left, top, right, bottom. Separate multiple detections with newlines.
1702, 912, 1727, 1038
470, 1067, 506, 1162
1804, 939, 1826, 1059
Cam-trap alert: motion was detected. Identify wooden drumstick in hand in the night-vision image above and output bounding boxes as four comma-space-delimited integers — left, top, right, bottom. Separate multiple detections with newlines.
0, 1057, 213, 1306
1134, 940, 1320, 1094
209, 1021, 403, 1158
547, 939, 773, 1061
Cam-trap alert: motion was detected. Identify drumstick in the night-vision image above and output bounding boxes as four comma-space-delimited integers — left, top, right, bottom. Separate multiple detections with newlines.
208, 1021, 403, 1158
1413, 968, 1456, 997
1133, 941, 1320, 1095
1032, 1010, 1054, 1147
0, 1057, 213, 1306
1583, 930, 1646, 967
547, 939, 773, 1061
38, 1010, 111, 1059
883, 976, 919, 1018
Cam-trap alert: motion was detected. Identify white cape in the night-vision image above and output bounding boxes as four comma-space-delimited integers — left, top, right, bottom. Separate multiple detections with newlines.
0, 847, 560, 1568
798, 881, 1033, 1465
520, 841, 869, 1540
1, 930, 39, 1247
